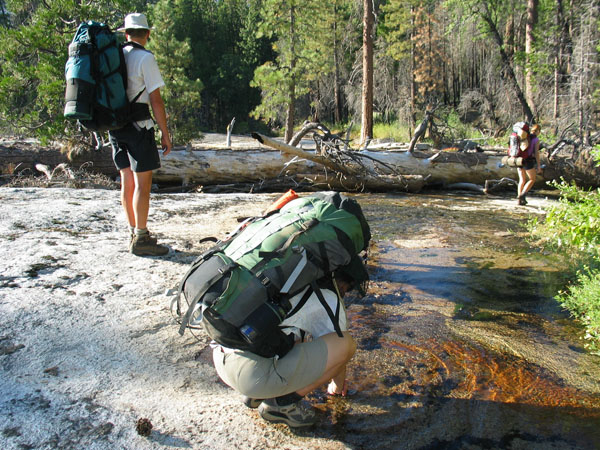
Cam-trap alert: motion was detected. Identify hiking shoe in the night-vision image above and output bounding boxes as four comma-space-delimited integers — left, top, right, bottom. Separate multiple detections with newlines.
128, 231, 157, 249
242, 396, 263, 409
518, 196, 527, 205
130, 233, 169, 256
258, 400, 316, 428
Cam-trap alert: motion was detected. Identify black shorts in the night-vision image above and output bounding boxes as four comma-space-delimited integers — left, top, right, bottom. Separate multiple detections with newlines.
109, 124, 161, 173
522, 158, 536, 170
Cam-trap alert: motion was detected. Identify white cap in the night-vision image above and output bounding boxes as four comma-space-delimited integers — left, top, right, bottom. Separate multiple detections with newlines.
118, 13, 152, 32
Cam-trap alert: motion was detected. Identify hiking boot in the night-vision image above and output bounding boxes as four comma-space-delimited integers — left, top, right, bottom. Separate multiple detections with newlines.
128, 231, 157, 249
130, 232, 169, 256
242, 396, 263, 409
518, 195, 527, 206
258, 399, 316, 428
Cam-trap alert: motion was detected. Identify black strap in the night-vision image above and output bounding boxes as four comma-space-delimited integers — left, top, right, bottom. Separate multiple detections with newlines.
310, 281, 343, 338
286, 286, 314, 319
129, 100, 151, 121
332, 226, 356, 259
122, 41, 150, 52
317, 241, 330, 272
121, 41, 150, 120
131, 88, 146, 103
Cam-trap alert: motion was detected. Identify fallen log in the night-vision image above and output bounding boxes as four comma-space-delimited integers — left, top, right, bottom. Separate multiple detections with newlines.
294, 173, 426, 192
0, 140, 117, 177
2, 134, 598, 192
251, 132, 352, 175
152, 144, 425, 192
251, 132, 426, 192
246, 132, 550, 188
154, 146, 312, 186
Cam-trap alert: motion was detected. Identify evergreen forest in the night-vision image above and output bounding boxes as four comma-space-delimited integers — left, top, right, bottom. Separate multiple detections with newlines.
0, 0, 598, 146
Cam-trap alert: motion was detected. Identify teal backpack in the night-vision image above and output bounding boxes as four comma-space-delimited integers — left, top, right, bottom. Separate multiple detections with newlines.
172, 193, 371, 358
64, 21, 151, 131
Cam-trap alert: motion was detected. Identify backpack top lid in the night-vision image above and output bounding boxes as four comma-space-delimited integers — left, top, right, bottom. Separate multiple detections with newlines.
72, 21, 112, 44
512, 121, 529, 135
298, 193, 371, 294
305, 192, 371, 252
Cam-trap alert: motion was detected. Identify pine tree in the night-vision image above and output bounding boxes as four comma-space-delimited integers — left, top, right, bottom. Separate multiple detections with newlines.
251, 0, 325, 141
412, 2, 447, 105
360, 0, 374, 145
149, 0, 203, 144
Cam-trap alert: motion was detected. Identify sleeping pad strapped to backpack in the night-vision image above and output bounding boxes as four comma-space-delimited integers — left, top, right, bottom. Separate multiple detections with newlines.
172, 192, 371, 358
64, 21, 151, 131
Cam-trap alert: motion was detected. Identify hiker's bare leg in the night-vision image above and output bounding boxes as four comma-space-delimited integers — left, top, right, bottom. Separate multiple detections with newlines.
517, 168, 526, 197
120, 168, 136, 227
133, 170, 153, 230
522, 168, 537, 196
296, 332, 356, 396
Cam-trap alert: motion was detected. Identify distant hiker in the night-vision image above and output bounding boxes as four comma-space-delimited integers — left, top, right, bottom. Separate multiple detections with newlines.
514, 123, 542, 205
108, 13, 172, 256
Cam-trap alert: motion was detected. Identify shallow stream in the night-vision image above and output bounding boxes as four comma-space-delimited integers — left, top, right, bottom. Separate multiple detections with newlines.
305, 193, 600, 449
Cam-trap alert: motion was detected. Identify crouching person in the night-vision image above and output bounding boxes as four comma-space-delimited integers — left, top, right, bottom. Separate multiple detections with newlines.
212, 272, 357, 428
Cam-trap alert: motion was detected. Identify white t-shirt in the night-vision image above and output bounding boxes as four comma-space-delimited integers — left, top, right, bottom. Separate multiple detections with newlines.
123, 45, 165, 129
281, 286, 347, 340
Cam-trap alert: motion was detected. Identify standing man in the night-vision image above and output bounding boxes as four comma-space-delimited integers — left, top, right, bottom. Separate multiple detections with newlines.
109, 13, 172, 256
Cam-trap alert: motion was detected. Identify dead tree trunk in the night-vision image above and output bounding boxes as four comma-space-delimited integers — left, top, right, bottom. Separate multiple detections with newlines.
408, 110, 433, 153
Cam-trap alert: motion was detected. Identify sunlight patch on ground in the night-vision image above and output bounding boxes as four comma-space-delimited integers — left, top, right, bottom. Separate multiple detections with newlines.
394, 234, 449, 248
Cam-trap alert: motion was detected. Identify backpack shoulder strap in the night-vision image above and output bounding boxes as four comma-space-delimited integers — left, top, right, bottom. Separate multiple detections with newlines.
120, 41, 152, 103
310, 281, 343, 338
122, 41, 151, 53
286, 286, 314, 319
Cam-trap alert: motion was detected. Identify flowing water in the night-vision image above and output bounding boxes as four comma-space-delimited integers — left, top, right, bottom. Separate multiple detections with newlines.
305, 193, 600, 449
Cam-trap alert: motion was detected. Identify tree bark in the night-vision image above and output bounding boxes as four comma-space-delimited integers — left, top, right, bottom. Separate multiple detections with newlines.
409, 6, 416, 135
408, 110, 432, 153
360, 0, 374, 145
526, 0, 538, 117
288, 121, 335, 148
285, 5, 297, 144
333, 6, 343, 124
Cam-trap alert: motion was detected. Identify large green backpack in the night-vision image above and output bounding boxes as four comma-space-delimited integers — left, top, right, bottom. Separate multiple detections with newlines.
172, 192, 371, 358
64, 21, 151, 131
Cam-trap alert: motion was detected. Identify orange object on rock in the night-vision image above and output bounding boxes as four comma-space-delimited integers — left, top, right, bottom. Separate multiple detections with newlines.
265, 189, 298, 213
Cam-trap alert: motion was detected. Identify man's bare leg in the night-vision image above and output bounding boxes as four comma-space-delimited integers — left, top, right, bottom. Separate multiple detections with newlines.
132, 170, 153, 231
120, 168, 136, 228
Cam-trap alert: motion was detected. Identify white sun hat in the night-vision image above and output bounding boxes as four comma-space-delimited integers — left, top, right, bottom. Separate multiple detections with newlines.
117, 13, 152, 32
